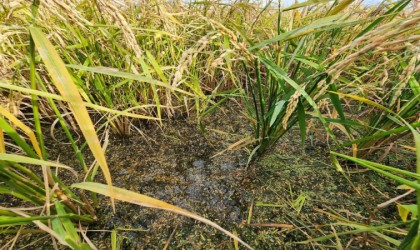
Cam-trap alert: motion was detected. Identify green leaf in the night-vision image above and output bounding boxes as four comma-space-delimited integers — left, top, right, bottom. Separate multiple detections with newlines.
259, 56, 337, 142
269, 100, 286, 127
0, 153, 74, 173
138, 53, 162, 122
297, 98, 306, 146
0, 116, 38, 158
341, 122, 420, 147
300, 221, 406, 245
331, 152, 420, 190
111, 230, 118, 250
398, 220, 419, 250
51, 217, 66, 241
408, 76, 419, 98
55, 201, 80, 244
327, 86, 351, 138
0, 215, 61, 226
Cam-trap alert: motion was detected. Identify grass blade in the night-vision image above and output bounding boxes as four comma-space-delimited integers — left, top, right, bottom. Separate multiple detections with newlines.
297, 98, 306, 146
327, 0, 355, 16
0, 81, 159, 120
29, 27, 115, 209
259, 56, 337, 142
66, 64, 193, 96
0, 106, 42, 157
0, 153, 75, 174
327, 85, 351, 137
0, 116, 38, 158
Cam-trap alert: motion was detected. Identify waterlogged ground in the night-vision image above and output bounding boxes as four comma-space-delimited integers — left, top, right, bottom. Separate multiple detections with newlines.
2, 106, 415, 249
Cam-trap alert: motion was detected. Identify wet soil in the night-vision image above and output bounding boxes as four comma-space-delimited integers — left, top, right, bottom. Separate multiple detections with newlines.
1, 105, 416, 249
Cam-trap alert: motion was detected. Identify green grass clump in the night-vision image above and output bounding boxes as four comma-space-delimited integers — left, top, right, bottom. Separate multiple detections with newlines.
241, 0, 418, 159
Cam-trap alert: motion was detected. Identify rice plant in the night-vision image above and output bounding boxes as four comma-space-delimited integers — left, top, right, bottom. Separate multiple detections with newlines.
1, 0, 419, 248
241, 0, 418, 159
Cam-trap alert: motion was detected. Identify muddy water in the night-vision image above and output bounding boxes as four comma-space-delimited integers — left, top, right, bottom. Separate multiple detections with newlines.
46, 108, 260, 248
3, 105, 413, 249
104, 127, 252, 225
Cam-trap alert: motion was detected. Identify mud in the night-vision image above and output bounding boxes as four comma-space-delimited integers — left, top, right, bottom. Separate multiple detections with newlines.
1, 105, 416, 249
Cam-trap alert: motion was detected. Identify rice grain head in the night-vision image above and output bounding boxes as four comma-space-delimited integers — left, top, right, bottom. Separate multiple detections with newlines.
282, 91, 301, 129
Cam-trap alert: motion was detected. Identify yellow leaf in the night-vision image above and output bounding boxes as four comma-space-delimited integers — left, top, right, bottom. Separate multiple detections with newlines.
401, 144, 416, 151
0, 129, 4, 153
0, 106, 42, 157
30, 27, 115, 210
398, 204, 410, 222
